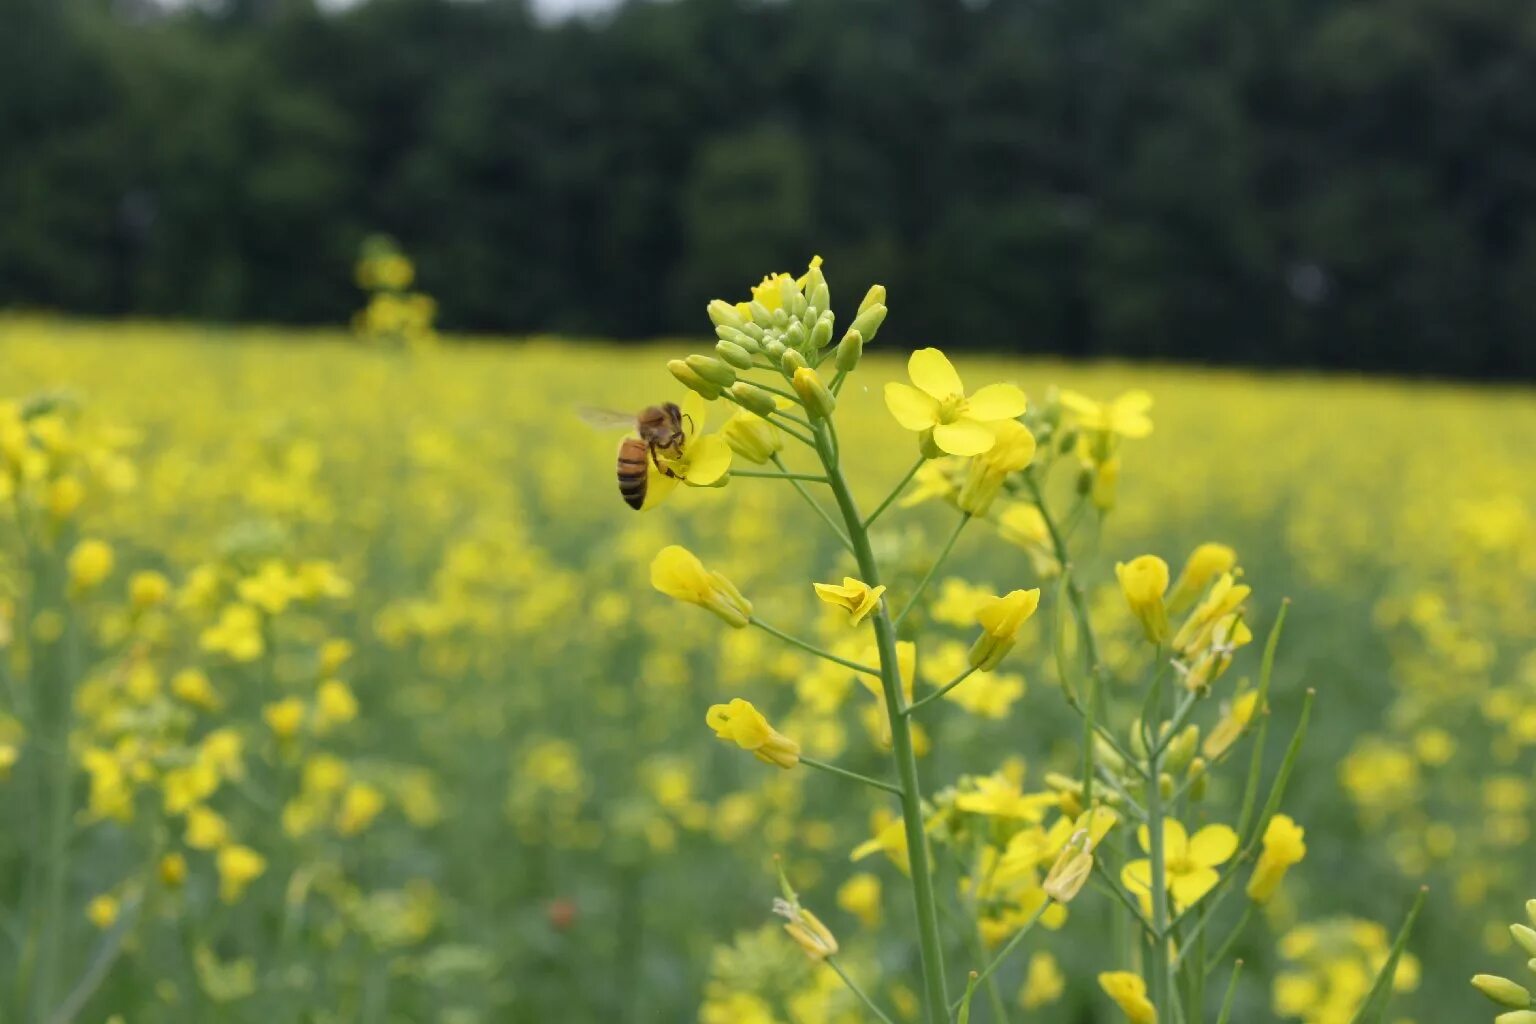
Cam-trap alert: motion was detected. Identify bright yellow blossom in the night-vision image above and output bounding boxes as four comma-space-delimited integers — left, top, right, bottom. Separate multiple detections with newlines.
263, 698, 306, 739
1167, 543, 1238, 613
641, 392, 732, 509
68, 538, 114, 592
812, 576, 886, 626
216, 844, 266, 903
1117, 555, 1170, 644
705, 699, 799, 768
1099, 971, 1158, 1024
884, 348, 1028, 456
1248, 814, 1307, 904
1123, 818, 1239, 912
1019, 952, 1065, 1009
649, 545, 752, 627
969, 587, 1041, 670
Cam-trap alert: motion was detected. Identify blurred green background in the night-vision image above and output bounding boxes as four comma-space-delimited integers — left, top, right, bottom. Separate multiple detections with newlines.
7, 0, 1536, 376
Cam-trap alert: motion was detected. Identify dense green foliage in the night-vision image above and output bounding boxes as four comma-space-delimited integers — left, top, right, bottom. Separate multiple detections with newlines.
6, 0, 1536, 376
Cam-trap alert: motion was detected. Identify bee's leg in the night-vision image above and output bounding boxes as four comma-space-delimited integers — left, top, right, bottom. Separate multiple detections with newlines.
650, 445, 682, 479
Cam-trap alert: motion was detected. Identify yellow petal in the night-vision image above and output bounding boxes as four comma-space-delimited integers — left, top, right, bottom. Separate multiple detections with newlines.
640, 465, 680, 510
680, 390, 708, 439
683, 435, 732, 486
884, 383, 939, 431
1057, 389, 1098, 416
1121, 859, 1153, 894
1171, 866, 1220, 909
908, 348, 963, 400
965, 382, 1028, 421
933, 419, 997, 456
1162, 819, 1190, 863
1188, 824, 1239, 867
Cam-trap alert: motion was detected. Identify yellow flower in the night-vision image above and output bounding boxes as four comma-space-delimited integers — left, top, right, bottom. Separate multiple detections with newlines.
263, 697, 306, 739
1180, 613, 1252, 691
954, 772, 1057, 820
1043, 807, 1118, 903
171, 668, 221, 711
68, 539, 114, 592
884, 348, 1028, 456
641, 392, 732, 509
1116, 555, 1170, 644
185, 806, 229, 849
216, 844, 266, 903
128, 570, 171, 611
87, 894, 119, 930
837, 873, 882, 928
336, 782, 386, 835
705, 698, 799, 769
957, 420, 1037, 515
812, 576, 886, 626
1248, 814, 1307, 904
1060, 389, 1154, 439
649, 545, 753, 628
1019, 952, 1065, 1009
159, 852, 188, 887
1099, 971, 1157, 1024
1204, 690, 1261, 759
969, 588, 1041, 670
719, 410, 782, 464
237, 560, 296, 615
315, 678, 359, 731
200, 604, 264, 662
773, 898, 839, 961
1123, 819, 1238, 912
1171, 572, 1251, 656
851, 809, 912, 873
1167, 543, 1238, 613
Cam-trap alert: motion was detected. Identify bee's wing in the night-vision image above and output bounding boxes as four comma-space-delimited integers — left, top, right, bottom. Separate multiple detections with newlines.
577, 406, 638, 432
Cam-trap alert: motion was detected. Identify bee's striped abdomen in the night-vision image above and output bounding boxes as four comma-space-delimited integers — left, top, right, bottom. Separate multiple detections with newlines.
617, 438, 650, 510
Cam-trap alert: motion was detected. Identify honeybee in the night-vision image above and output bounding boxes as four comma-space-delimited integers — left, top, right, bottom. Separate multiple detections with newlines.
580, 403, 689, 509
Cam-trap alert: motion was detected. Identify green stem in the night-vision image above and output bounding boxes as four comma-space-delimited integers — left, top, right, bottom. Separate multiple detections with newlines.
800, 756, 901, 796
1145, 741, 1175, 1016
826, 957, 897, 1024
1200, 903, 1253, 975
1215, 960, 1244, 1024
731, 469, 828, 482
893, 513, 971, 627
748, 619, 879, 677
770, 454, 853, 553
903, 666, 977, 716
862, 455, 926, 530
765, 413, 816, 448
814, 420, 950, 1023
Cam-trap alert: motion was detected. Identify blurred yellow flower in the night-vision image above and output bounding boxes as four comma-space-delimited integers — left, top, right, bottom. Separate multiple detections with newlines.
216, 844, 266, 903
68, 538, 114, 592
1099, 971, 1157, 1023
1060, 389, 1154, 439
1248, 814, 1307, 904
87, 894, 119, 930
837, 872, 881, 928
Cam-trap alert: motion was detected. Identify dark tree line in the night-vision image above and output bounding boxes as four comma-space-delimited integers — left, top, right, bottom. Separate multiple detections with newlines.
5, 0, 1536, 377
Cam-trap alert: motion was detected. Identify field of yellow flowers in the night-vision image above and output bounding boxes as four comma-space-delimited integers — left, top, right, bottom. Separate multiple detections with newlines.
0, 307, 1532, 1024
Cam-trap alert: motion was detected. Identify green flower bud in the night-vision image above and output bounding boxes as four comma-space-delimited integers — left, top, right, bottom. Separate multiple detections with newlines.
715, 340, 755, 370
744, 300, 772, 325
1514, 925, 1536, 958
686, 354, 737, 387
1186, 757, 1208, 802
716, 324, 761, 353
667, 359, 722, 400
1474, 975, 1532, 1009
761, 337, 786, 360
835, 329, 863, 372
1496, 1011, 1536, 1024
738, 321, 765, 342
707, 299, 746, 330
1128, 719, 1148, 759
1528, 900, 1536, 929
792, 367, 836, 420
1091, 736, 1125, 774
781, 348, 808, 375
809, 315, 834, 351
784, 320, 807, 352
1056, 428, 1078, 454
728, 381, 777, 417
1158, 772, 1174, 800
770, 306, 790, 329
721, 411, 783, 464
849, 302, 887, 344
858, 284, 886, 316
808, 282, 829, 315
1164, 725, 1201, 775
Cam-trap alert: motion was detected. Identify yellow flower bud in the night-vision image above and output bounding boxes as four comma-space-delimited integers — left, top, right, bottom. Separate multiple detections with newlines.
1167, 543, 1238, 613
1116, 555, 1170, 644
650, 545, 753, 628
809, 314, 833, 351
1495, 1011, 1536, 1024
68, 538, 115, 593
780, 347, 808, 375
1098, 971, 1157, 1024
1246, 814, 1307, 904
1163, 724, 1200, 774
957, 420, 1036, 516
720, 411, 782, 465
835, 328, 863, 371
706, 698, 799, 769
791, 367, 836, 420
1473, 974, 1533, 1009
727, 381, 777, 417
968, 588, 1040, 670
1513, 924, 1536, 958
849, 301, 887, 343
858, 283, 886, 315
707, 298, 746, 330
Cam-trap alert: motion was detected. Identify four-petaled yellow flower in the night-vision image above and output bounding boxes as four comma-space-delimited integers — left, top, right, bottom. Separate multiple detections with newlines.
813, 576, 886, 626
1060, 390, 1154, 439
644, 392, 733, 509
884, 348, 1027, 456
650, 545, 753, 628
969, 588, 1041, 670
705, 698, 800, 768
957, 419, 1038, 514
1099, 971, 1158, 1024
1116, 555, 1170, 644
1122, 819, 1238, 912
1247, 813, 1307, 904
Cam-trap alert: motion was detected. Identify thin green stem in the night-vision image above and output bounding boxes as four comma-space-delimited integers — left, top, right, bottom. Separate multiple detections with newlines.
749, 618, 879, 677
950, 901, 1049, 1011
814, 419, 950, 1023
825, 957, 897, 1024
770, 454, 853, 553
1146, 740, 1175, 1015
862, 455, 926, 530
1199, 903, 1253, 975
800, 756, 901, 796
766, 414, 816, 448
1215, 960, 1244, 1024
731, 468, 828, 482
893, 513, 971, 627
1090, 863, 1156, 933
903, 666, 977, 716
